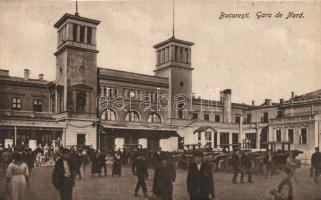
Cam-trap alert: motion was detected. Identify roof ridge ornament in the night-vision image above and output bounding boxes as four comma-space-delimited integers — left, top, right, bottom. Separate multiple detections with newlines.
75, 0, 79, 16
172, 0, 175, 38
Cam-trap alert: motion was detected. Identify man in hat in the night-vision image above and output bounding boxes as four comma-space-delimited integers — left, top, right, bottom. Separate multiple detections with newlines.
311, 147, 321, 182
52, 148, 76, 200
231, 148, 243, 184
153, 153, 176, 200
187, 151, 215, 200
132, 152, 149, 197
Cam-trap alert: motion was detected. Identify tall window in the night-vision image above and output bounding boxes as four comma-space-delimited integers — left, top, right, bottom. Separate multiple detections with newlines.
101, 110, 116, 121
87, 27, 92, 44
220, 132, 229, 145
235, 116, 241, 124
73, 24, 78, 42
246, 133, 257, 148
300, 128, 307, 144
288, 129, 294, 144
262, 112, 269, 123
177, 103, 184, 119
232, 133, 239, 144
148, 113, 161, 123
215, 115, 220, 122
80, 26, 85, 42
33, 99, 43, 112
12, 97, 21, 110
276, 130, 282, 142
191, 113, 198, 120
246, 114, 252, 123
125, 111, 139, 122
204, 114, 209, 121
197, 132, 202, 141
205, 131, 212, 147
76, 91, 86, 112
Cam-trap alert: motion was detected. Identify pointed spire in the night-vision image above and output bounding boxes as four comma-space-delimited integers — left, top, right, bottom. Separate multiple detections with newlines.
75, 0, 79, 16
172, 0, 175, 38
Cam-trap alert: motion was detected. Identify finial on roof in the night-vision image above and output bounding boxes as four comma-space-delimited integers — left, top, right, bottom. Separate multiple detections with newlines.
75, 0, 79, 16
172, 0, 175, 38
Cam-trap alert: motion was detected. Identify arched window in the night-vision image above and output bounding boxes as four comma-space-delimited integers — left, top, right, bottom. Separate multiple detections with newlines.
125, 111, 140, 122
101, 109, 116, 121
148, 113, 161, 123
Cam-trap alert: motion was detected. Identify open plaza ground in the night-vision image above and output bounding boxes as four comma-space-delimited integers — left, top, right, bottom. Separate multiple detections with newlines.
0, 164, 320, 200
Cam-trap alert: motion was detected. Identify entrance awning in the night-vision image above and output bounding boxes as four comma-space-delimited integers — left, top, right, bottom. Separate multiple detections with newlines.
193, 126, 218, 134
101, 126, 179, 139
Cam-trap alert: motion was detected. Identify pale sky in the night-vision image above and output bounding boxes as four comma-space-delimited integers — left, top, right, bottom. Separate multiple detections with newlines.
0, 0, 320, 104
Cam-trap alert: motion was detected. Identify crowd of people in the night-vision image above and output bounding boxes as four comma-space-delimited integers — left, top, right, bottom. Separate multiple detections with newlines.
1, 142, 321, 200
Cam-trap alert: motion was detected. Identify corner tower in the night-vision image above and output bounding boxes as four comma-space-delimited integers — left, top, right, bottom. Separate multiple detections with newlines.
153, 36, 194, 120
54, 13, 100, 115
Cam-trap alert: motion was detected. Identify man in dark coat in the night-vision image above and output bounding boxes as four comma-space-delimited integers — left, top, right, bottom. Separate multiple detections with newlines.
231, 149, 243, 184
75, 151, 83, 179
153, 153, 176, 200
187, 151, 215, 200
132, 153, 149, 197
240, 152, 253, 183
52, 148, 76, 200
91, 151, 101, 176
311, 147, 321, 182
98, 150, 107, 176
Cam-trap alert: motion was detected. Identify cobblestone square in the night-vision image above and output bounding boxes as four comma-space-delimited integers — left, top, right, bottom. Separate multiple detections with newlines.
1, 165, 320, 200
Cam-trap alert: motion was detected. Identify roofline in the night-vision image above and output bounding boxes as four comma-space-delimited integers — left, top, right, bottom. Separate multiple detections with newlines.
54, 13, 101, 28
98, 67, 169, 80
153, 36, 194, 49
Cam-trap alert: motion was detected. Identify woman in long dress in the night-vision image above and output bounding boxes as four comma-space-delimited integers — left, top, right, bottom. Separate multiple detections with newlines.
112, 151, 122, 177
5, 152, 30, 200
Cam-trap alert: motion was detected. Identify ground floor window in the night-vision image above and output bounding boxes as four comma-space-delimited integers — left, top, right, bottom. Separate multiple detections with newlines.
288, 129, 294, 144
299, 128, 307, 144
246, 133, 256, 149
220, 132, 229, 149
77, 134, 86, 146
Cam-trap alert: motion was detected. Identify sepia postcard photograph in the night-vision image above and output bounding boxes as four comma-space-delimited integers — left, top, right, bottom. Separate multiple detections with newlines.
0, 0, 321, 199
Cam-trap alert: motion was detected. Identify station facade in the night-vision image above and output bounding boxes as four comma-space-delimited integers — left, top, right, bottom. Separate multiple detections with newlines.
0, 12, 320, 163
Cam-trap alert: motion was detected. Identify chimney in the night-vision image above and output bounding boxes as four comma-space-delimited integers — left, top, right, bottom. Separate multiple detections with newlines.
252, 100, 255, 106
221, 89, 232, 123
39, 74, 44, 80
24, 69, 30, 80
280, 98, 284, 105
265, 99, 272, 106
291, 91, 294, 99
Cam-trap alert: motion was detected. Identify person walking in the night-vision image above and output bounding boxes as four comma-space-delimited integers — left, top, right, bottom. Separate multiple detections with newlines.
52, 149, 76, 200
91, 151, 101, 177
153, 153, 176, 200
112, 151, 122, 177
5, 152, 30, 200
311, 147, 321, 182
264, 150, 274, 178
75, 151, 83, 179
286, 152, 298, 183
98, 150, 107, 176
186, 151, 215, 200
231, 149, 244, 184
240, 152, 253, 183
132, 152, 149, 197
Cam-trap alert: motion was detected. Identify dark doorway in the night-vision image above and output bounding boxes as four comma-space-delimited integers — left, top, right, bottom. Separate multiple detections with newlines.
148, 138, 160, 152
77, 134, 86, 146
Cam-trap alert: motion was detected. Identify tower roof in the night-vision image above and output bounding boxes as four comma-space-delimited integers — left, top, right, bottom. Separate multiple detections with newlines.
54, 13, 100, 28
153, 36, 194, 49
